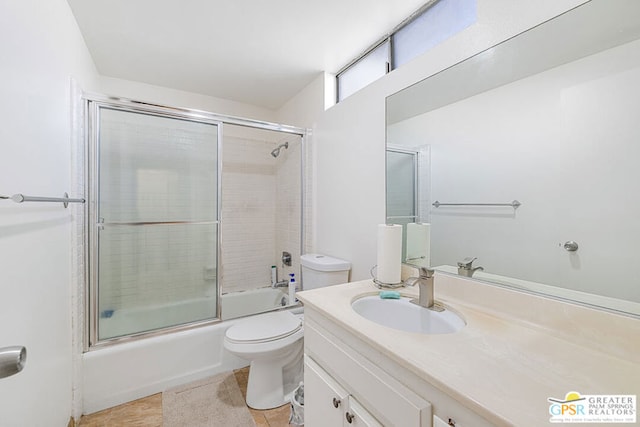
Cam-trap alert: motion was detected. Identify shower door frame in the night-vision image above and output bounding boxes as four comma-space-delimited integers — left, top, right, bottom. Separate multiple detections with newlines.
385, 145, 419, 224
84, 94, 308, 350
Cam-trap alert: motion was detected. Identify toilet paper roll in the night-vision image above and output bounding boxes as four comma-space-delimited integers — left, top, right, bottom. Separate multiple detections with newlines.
376, 224, 403, 284
406, 223, 431, 267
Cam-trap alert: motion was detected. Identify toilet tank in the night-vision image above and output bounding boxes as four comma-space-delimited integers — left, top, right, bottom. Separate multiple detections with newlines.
301, 254, 351, 290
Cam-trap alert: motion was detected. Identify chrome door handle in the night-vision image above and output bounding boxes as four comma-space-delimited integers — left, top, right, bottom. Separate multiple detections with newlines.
0, 346, 27, 379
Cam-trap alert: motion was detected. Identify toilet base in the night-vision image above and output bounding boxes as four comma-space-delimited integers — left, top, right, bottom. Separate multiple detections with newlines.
245, 341, 303, 410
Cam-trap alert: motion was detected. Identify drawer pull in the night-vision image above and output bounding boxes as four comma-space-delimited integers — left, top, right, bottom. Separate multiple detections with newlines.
332, 397, 341, 408
448, 418, 456, 426
346, 411, 355, 424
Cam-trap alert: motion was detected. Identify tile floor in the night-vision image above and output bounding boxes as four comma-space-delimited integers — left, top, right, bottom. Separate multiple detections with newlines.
77, 367, 292, 426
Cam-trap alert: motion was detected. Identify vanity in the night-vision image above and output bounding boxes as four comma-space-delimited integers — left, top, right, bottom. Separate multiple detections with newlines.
296, 273, 640, 426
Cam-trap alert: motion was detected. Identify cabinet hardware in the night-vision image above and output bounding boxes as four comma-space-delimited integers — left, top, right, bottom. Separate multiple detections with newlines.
332, 397, 341, 408
345, 411, 355, 423
448, 418, 456, 426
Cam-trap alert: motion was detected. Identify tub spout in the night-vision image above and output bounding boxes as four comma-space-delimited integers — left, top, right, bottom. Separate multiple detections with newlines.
272, 280, 289, 288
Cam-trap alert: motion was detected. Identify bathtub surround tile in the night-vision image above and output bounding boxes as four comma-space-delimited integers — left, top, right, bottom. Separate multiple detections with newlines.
163, 371, 256, 427
222, 133, 302, 297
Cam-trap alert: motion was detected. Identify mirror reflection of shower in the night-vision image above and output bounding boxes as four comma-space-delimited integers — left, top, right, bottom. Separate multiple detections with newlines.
271, 141, 289, 158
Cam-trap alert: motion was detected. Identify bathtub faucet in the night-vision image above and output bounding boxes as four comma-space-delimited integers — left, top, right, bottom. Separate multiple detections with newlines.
272, 280, 289, 288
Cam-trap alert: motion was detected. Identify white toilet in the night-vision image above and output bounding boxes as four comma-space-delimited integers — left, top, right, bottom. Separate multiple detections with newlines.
223, 253, 351, 409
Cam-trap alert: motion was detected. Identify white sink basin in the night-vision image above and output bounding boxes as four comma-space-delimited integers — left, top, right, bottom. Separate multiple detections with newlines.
351, 295, 465, 334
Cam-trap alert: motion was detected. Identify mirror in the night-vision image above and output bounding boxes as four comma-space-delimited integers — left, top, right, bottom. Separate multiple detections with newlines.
386, 0, 640, 317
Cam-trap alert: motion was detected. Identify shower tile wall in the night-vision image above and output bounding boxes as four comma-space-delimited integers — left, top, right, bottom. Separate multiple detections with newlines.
222, 136, 276, 294
275, 138, 302, 282
303, 136, 314, 261
221, 134, 301, 294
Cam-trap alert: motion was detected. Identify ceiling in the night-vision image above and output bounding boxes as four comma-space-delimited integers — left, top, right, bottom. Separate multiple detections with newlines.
67, 0, 427, 110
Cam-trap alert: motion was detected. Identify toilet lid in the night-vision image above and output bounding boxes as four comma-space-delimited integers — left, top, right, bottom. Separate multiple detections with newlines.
226, 311, 303, 343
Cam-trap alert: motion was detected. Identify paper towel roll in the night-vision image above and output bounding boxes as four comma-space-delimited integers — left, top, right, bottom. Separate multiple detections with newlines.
377, 224, 403, 284
406, 223, 431, 267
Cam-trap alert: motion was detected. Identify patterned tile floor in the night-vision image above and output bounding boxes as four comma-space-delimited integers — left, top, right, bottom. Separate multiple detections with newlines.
77, 367, 292, 426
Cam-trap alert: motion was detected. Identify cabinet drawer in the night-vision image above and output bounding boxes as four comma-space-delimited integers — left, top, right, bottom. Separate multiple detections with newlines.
306, 321, 431, 426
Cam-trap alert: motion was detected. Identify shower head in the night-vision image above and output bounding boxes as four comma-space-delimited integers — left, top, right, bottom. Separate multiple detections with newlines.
270, 142, 289, 158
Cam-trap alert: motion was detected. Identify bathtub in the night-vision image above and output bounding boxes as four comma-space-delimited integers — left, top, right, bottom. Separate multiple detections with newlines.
82, 287, 298, 415
221, 286, 289, 320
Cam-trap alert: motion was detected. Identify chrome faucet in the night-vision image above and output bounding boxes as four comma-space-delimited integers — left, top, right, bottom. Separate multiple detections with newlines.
273, 280, 289, 288
271, 267, 289, 288
457, 257, 484, 277
403, 265, 442, 311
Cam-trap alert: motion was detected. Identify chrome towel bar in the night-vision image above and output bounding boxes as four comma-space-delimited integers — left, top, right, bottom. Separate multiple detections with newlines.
432, 200, 521, 209
0, 192, 85, 208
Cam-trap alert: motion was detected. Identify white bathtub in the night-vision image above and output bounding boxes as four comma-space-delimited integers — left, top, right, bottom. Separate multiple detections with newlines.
82, 287, 298, 415
221, 287, 289, 320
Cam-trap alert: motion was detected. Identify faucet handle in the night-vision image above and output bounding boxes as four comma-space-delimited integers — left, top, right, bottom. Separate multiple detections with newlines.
416, 267, 434, 278
457, 257, 477, 269
403, 263, 434, 278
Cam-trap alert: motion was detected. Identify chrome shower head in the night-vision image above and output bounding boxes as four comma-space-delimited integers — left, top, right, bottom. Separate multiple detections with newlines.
271, 141, 289, 158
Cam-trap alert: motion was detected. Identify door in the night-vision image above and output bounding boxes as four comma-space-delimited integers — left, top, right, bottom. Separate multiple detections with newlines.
347, 398, 384, 427
88, 103, 221, 345
305, 356, 349, 427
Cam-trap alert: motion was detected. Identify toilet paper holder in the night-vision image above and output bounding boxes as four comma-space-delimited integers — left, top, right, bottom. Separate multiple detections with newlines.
0, 346, 27, 379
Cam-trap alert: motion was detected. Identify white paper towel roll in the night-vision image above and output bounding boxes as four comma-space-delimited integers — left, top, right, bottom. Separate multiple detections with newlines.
377, 224, 403, 284
406, 223, 431, 267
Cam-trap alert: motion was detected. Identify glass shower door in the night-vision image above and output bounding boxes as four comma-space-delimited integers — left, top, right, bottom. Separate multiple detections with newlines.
91, 106, 220, 342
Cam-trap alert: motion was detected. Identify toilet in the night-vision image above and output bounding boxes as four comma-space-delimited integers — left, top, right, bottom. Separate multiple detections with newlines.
223, 253, 351, 409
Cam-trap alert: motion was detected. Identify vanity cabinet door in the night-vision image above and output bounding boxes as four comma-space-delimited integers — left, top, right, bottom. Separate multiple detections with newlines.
305, 356, 349, 427
346, 397, 383, 427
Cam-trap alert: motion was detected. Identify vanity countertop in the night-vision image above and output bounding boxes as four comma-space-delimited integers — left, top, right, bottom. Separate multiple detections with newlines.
296, 274, 640, 426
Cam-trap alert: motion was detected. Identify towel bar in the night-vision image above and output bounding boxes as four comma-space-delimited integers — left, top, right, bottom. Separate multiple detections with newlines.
0, 192, 85, 208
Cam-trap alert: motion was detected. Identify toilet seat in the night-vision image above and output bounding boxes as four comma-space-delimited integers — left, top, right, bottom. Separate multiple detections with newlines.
225, 311, 303, 344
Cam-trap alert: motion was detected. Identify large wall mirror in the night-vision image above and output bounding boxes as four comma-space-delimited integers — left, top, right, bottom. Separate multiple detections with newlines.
385, 0, 640, 317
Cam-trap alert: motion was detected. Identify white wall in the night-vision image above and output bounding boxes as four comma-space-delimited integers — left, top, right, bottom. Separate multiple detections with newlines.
0, 1, 99, 426
278, 0, 587, 281
389, 38, 640, 302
